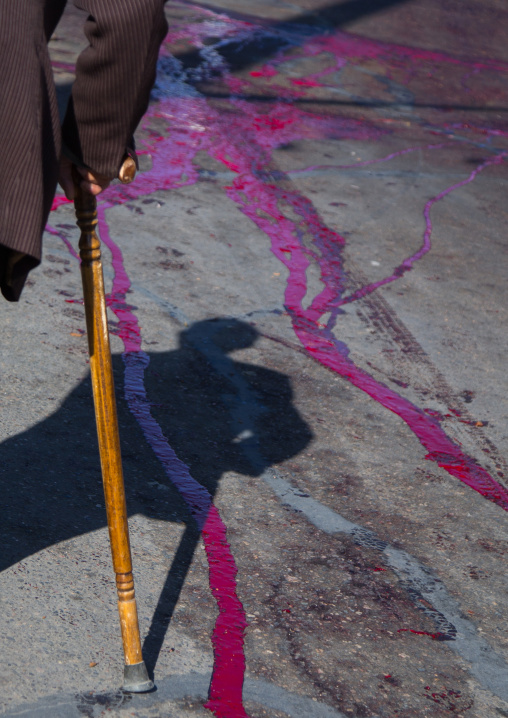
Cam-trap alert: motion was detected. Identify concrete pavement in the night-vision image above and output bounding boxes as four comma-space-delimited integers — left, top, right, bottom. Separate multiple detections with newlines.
1, 1, 508, 716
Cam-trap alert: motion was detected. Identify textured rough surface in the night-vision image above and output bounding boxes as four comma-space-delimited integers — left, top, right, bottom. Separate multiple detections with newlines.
1, 1, 508, 717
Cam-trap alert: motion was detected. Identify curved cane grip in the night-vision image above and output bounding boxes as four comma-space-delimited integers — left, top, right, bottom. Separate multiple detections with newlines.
118, 156, 137, 184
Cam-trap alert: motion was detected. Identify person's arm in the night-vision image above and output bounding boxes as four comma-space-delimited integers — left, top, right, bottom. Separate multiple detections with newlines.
60, 0, 168, 197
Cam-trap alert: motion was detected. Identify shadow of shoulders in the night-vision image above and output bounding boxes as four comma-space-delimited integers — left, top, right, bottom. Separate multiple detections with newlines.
0, 318, 312, 573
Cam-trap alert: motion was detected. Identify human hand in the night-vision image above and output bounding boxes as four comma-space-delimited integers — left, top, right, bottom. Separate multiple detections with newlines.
58, 154, 112, 200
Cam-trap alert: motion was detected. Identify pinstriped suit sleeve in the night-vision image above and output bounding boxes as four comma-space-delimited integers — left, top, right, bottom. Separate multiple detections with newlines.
0, 1, 62, 301
62, 0, 168, 177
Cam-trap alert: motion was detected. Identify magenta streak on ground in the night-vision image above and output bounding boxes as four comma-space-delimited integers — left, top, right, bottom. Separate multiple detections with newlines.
198, 98, 508, 509
226, 155, 508, 509
289, 56, 348, 88
296, 29, 508, 76
250, 66, 278, 79
90, 18, 508, 513
398, 628, 447, 641
51, 195, 73, 211
179, 0, 508, 78
245, 29, 508, 103
49, 11, 508, 707
336, 152, 507, 307
153, 17, 508, 510
94, 208, 249, 718
53, 196, 249, 717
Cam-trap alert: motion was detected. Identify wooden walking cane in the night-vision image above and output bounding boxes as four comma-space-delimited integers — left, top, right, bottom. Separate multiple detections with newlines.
73, 157, 153, 693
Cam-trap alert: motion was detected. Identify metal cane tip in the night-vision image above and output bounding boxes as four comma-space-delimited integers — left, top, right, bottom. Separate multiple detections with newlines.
122, 661, 154, 693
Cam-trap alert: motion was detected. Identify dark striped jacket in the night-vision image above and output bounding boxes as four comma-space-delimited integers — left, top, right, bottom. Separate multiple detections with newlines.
0, 0, 168, 301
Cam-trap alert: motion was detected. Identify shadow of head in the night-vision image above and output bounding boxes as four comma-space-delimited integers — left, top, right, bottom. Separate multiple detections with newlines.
147, 317, 313, 482
180, 316, 258, 354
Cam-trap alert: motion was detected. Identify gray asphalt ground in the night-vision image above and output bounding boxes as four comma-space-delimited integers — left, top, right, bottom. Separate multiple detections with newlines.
1, 1, 508, 717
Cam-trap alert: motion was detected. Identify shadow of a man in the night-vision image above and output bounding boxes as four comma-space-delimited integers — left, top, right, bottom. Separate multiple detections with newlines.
0, 317, 312, 674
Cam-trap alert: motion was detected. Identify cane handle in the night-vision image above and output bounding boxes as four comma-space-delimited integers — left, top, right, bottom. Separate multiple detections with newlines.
71, 155, 136, 194
118, 156, 137, 184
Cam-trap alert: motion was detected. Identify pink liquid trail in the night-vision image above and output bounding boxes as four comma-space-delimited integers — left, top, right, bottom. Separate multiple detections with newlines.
398, 628, 447, 641
300, 29, 508, 76
223, 137, 508, 509
51, 194, 73, 211
80, 206, 249, 718
250, 26, 508, 107
55, 12, 508, 697
336, 151, 507, 307
48, 10, 508, 711
284, 200, 508, 509
50, 98, 251, 711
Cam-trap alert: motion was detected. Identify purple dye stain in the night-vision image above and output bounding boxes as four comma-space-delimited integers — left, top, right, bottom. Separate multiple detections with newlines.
50, 7, 508, 716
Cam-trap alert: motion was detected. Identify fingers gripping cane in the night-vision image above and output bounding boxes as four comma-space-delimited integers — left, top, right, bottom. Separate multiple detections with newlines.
73, 158, 153, 693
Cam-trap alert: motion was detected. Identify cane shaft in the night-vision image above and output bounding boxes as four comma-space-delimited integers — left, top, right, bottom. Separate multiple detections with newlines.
75, 187, 143, 668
